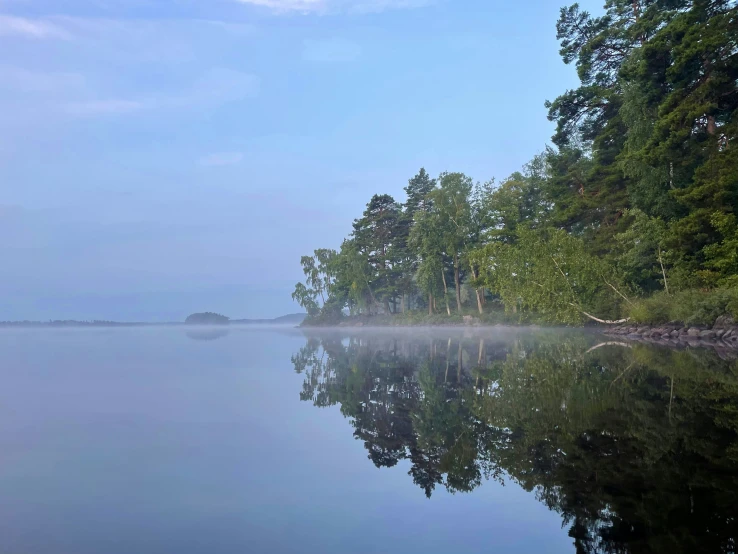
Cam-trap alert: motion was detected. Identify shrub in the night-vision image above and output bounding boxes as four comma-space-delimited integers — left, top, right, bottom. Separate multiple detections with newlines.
627, 287, 738, 325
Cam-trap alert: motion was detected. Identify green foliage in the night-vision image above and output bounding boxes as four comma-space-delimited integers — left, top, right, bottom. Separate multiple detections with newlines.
474, 228, 629, 324
614, 209, 671, 293
628, 287, 738, 325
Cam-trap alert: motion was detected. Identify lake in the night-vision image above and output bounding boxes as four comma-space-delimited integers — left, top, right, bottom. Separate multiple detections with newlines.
0, 326, 736, 553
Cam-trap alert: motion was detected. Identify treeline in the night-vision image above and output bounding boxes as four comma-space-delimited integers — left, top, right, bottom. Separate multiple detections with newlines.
0, 320, 141, 327
293, 0, 738, 325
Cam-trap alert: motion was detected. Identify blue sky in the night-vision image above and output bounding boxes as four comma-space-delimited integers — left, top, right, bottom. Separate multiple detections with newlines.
0, 0, 599, 321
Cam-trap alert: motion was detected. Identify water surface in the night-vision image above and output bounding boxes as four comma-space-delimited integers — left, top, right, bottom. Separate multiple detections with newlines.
0, 326, 736, 553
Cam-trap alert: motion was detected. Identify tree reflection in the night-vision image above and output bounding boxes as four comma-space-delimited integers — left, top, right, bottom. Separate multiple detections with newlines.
292, 331, 738, 553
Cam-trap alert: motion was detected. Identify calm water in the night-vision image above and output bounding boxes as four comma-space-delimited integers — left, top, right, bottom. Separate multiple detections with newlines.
1, 327, 736, 554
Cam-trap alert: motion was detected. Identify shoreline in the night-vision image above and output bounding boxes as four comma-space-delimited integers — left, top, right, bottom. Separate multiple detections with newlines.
300, 316, 738, 350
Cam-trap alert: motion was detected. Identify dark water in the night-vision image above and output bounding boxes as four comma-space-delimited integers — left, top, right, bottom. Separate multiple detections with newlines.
0, 327, 736, 554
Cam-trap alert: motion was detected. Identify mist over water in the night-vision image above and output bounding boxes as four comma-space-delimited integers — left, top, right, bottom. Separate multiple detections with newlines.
0, 326, 736, 553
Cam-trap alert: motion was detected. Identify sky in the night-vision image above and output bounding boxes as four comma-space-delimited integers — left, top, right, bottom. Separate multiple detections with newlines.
0, 0, 599, 322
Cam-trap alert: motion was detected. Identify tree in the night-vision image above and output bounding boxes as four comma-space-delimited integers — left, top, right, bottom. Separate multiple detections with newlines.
352, 194, 405, 314
474, 228, 632, 324
404, 168, 437, 219
428, 173, 474, 313
291, 282, 320, 316
410, 209, 449, 315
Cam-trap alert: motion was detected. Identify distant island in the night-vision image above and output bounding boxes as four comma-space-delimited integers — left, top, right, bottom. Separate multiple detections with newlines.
184, 312, 307, 325
185, 312, 229, 325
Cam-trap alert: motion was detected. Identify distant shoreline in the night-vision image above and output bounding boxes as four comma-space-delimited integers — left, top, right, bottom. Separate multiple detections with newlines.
0, 313, 307, 328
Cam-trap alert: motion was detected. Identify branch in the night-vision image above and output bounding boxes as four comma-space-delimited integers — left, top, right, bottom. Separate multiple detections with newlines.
578, 309, 631, 325
602, 276, 634, 307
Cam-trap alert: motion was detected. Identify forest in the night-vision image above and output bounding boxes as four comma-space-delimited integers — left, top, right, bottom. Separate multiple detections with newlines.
292, 0, 738, 326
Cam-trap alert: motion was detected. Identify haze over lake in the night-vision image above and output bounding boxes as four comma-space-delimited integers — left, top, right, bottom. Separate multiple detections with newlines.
1, 326, 736, 554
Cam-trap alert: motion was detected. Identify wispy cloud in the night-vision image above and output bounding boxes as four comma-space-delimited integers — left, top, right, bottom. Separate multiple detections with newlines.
303, 38, 361, 62
234, 0, 325, 13
198, 152, 244, 167
0, 14, 71, 39
60, 68, 260, 118
233, 0, 431, 14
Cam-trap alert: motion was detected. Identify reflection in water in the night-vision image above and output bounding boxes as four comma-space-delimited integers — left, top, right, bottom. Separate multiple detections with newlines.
292, 331, 738, 554
185, 328, 230, 341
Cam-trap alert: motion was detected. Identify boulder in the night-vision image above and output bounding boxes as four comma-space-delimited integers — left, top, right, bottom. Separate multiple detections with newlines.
714, 315, 736, 329
700, 330, 716, 339
670, 330, 680, 338
687, 327, 702, 337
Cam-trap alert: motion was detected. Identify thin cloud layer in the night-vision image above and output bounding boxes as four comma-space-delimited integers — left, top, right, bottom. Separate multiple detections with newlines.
234, 0, 430, 13
0, 14, 71, 39
61, 69, 260, 118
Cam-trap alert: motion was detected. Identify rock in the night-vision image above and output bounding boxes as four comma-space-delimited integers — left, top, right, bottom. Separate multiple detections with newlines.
723, 328, 735, 339
355, 322, 364, 327
680, 327, 689, 335
715, 329, 726, 338
670, 330, 680, 338
687, 328, 702, 337
661, 334, 671, 340
714, 315, 736, 329
700, 330, 716, 339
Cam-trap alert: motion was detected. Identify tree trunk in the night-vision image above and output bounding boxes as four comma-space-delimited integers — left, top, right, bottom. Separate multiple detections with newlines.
384, 299, 390, 315
707, 115, 717, 135
428, 293, 433, 315
401, 295, 405, 314
441, 270, 451, 316
453, 253, 462, 313
470, 265, 484, 314
658, 247, 670, 295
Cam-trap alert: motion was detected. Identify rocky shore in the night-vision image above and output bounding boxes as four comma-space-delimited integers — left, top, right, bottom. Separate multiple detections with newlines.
604, 316, 738, 350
